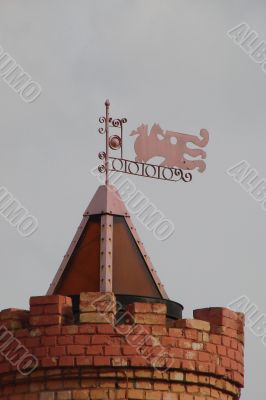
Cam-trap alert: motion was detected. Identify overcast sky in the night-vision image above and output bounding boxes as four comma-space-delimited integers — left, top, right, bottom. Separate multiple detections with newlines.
0, 1, 266, 398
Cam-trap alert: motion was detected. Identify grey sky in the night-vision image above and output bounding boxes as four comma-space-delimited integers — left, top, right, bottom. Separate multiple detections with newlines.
0, 1, 265, 398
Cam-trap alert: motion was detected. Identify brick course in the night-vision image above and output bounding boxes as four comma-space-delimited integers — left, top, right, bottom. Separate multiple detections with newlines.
0, 293, 244, 399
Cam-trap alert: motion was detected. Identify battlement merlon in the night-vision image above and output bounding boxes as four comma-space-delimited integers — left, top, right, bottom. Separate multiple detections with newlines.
0, 292, 244, 394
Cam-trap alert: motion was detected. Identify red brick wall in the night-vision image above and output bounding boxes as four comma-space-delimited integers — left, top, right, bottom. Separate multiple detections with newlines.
0, 292, 244, 400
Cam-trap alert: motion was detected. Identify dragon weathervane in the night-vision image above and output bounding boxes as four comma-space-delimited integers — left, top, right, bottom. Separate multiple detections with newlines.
98, 99, 209, 184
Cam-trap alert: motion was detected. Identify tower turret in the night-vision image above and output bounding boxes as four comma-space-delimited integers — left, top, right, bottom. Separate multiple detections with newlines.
0, 101, 244, 400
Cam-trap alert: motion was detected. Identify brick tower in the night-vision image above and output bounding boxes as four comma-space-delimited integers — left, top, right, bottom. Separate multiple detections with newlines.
0, 185, 245, 400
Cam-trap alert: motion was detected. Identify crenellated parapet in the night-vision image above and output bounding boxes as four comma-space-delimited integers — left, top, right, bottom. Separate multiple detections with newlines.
0, 292, 244, 400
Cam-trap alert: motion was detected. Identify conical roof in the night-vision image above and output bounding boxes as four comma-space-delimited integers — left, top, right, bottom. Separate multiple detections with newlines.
47, 185, 168, 299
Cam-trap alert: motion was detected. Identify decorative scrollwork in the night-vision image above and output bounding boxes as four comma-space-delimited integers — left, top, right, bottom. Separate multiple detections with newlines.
98, 116, 106, 134
96, 100, 195, 185
173, 169, 192, 182
109, 157, 192, 183
182, 171, 192, 182
112, 119, 121, 128
98, 165, 106, 173
173, 169, 182, 181
98, 151, 106, 160
110, 118, 127, 128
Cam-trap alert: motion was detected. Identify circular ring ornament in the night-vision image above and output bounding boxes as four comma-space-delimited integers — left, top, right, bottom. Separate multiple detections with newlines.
162, 167, 174, 181
109, 135, 122, 150
128, 161, 140, 175
112, 158, 124, 172
144, 164, 157, 178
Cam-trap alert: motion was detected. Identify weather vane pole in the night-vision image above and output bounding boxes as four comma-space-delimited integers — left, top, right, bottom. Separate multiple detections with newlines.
98, 99, 209, 184
104, 99, 110, 186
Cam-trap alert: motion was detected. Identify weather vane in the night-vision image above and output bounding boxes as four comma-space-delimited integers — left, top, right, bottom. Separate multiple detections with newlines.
98, 99, 209, 184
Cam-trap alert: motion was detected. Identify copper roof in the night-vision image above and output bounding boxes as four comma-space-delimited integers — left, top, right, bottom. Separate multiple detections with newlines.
47, 185, 168, 299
